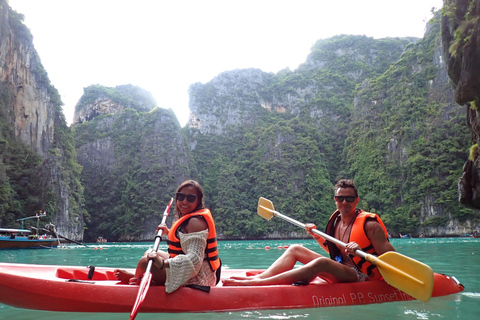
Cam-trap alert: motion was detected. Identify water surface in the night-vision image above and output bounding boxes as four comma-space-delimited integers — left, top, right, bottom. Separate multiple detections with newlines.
0, 238, 478, 319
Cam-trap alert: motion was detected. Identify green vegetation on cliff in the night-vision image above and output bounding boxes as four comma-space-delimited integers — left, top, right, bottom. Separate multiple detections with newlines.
347, 21, 472, 233
73, 107, 190, 241
0, 90, 43, 226
0, 4, 86, 231
75, 84, 157, 114
73, 19, 478, 241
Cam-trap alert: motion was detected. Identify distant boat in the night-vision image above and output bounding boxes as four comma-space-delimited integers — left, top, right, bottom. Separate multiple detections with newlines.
0, 211, 59, 249
0, 228, 59, 249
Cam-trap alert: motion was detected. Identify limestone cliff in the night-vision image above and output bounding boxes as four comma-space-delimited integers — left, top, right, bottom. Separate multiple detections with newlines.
187, 27, 476, 237
73, 107, 192, 241
352, 22, 473, 236
189, 36, 414, 138
0, 4, 54, 157
0, 1, 86, 239
73, 84, 157, 125
442, 0, 480, 210
5, 0, 477, 240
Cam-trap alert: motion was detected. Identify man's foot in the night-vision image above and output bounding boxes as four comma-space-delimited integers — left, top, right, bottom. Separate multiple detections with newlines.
114, 269, 137, 284
227, 275, 255, 280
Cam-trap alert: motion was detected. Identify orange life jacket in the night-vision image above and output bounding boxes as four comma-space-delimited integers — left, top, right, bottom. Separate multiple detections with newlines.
167, 208, 220, 272
324, 209, 389, 280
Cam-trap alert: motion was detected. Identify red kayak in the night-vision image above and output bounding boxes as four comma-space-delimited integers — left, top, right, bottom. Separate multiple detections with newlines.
0, 262, 464, 313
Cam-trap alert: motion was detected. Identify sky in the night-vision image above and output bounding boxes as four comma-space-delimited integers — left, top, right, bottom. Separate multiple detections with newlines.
8, 0, 444, 127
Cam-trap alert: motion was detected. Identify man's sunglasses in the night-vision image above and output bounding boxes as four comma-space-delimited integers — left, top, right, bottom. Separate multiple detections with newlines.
176, 192, 197, 203
334, 196, 357, 203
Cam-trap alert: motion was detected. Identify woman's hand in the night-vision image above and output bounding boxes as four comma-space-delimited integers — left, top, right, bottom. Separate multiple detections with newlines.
157, 223, 169, 234
147, 251, 164, 269
305, 223, 318, 237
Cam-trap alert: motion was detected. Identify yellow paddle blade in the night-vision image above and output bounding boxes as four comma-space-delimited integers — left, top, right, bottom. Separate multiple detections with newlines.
367, 251, 434, 302
257, 197, 275, 220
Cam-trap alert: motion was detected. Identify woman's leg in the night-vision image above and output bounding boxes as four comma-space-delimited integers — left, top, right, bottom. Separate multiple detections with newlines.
114, 250, 169, 285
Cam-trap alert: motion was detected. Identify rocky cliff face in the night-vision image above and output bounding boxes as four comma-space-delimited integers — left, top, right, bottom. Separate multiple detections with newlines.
4, 0, 477, 240
349, 19, 474, 236
0, 1, 85, 239
442, 0, 480, 210
189, 36, 413, 137
189, 68, 274, 135
187, 25, 475, 237
72, 84, 157, 125
0, 3, 54, 157
73, 97, 125, 125
73, 107, 192, 241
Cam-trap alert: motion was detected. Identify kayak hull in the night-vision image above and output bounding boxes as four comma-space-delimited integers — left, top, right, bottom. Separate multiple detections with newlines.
0, 262, 464, 313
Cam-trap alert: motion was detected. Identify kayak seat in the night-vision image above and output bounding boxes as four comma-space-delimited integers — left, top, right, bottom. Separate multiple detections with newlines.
74, 270, 108, 280
56, 268, 74, 279
55, 268, 117, 281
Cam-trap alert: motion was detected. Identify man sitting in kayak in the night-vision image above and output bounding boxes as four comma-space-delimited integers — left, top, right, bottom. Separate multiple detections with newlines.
114, 180, 221, 293
222, 179, 395, 286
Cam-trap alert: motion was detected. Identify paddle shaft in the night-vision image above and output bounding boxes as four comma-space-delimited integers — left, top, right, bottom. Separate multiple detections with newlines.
130, 198, 174, 320
58, 234, 88, 247
34, 227, 88, 247
261, 206, 368, 260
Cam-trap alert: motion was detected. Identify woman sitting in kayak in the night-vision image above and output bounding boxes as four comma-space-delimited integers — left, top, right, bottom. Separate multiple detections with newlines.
223, 179, 395, 286
114, 180, 220, 293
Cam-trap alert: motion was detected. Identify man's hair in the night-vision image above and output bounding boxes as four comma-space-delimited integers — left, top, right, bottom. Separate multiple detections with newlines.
334, 179, 358, 197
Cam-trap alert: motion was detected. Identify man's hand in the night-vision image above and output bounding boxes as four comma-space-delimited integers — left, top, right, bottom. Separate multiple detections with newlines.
345, 241, 361, 255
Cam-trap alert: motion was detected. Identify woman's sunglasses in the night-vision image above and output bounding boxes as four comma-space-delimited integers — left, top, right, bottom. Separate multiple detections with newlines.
176, 192, 197, 203
334, 196, 357, 203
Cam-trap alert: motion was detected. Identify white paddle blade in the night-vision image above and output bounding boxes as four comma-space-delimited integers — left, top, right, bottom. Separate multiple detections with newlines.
257, 197, 275, 220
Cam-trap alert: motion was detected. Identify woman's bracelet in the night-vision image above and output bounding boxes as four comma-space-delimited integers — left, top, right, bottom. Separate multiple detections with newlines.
160, 259, 165, 269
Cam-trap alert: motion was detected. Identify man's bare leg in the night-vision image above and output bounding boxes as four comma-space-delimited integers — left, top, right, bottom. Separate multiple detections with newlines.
228, 244, 321, 280
223, 256, 358, 286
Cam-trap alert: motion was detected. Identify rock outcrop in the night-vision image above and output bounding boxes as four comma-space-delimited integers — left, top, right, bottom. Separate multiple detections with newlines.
0, 1, 86, 239
442, 0, 480, 209
73, 84, 157, 125
74, 107, 191, 241
0, 4, 54, 157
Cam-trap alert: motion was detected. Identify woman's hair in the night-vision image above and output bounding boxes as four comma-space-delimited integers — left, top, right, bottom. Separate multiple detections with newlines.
174, 180, 205, 219
334, 179, 358, 197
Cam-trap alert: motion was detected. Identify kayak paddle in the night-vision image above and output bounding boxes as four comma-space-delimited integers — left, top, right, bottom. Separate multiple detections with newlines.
33, 226, 89, 247
130, 198, 174, 320
257, 197, 434, 303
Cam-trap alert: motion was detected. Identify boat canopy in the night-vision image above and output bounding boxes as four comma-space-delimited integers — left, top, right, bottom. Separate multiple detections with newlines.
0, 228, 32, 234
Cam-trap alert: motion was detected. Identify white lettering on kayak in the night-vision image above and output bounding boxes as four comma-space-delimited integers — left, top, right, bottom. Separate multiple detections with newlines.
368, 289, 415, 303
313, 288, 415, 307
312, 294, 347, 307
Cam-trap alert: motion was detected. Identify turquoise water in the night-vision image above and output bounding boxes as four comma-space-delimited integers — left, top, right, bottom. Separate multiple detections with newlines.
0, 238, 479, 319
